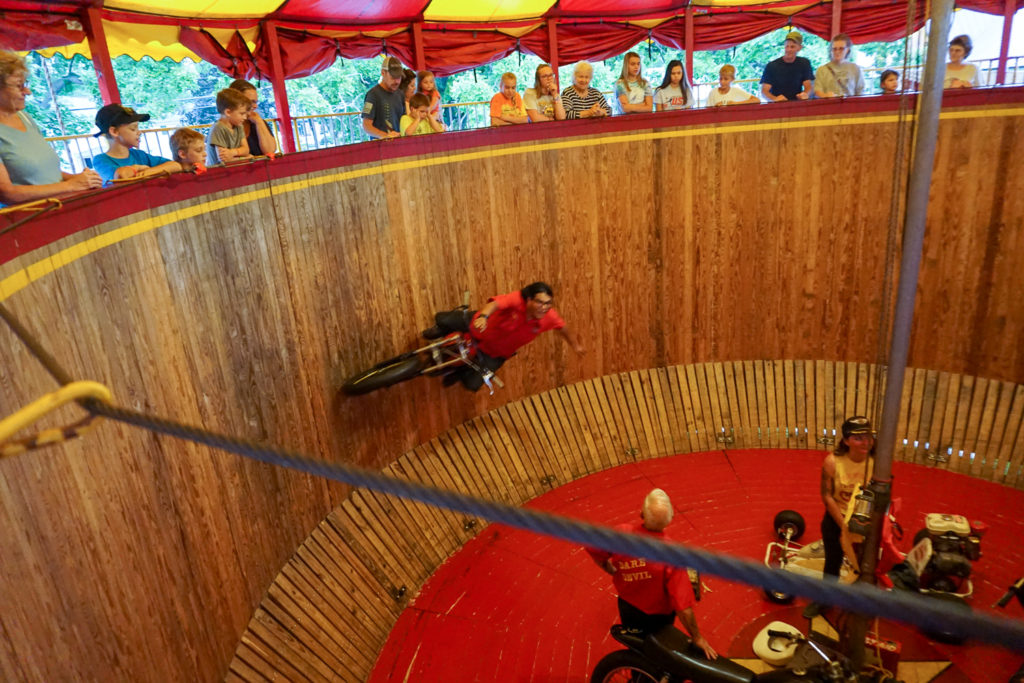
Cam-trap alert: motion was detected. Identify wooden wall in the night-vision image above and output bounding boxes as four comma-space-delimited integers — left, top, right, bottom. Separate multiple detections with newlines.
0, 100, 1022, 681
228, 361, 1024, 682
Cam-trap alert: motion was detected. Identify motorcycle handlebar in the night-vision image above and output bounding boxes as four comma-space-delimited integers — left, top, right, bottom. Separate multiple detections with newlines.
996, 577, 1024, 608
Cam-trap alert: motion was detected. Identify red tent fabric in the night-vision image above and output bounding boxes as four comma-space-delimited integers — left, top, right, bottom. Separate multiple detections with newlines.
654, 13, 792, 52
0, 0, 1021, 80
0, 12, 85, 50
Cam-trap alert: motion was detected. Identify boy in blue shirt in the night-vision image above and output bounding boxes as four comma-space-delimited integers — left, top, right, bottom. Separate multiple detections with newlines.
91, 104, 180, 184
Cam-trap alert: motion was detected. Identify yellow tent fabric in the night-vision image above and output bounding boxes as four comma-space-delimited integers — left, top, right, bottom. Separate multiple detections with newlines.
105, 0, 284, 19
423, 0, 555, 23
38, 23, 262, 62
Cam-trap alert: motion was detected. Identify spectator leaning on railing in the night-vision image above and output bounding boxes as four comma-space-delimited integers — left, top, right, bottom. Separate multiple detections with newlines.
562, 62, 612, 120
760, 31, 814, 102
945, 35, 980, 89
489, 72, 529, 126
362, 57, 405, 139
814, 34, 865, 98
91, 104, 181, 185
654, 59, 696, 111
228, 79, 277, 156
614, 51, 653, 114
0, 49, 101, 207
524, 64, 566, 122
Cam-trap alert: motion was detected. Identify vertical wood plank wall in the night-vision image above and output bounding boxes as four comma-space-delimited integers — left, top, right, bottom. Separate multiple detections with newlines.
227, 361, 1024, 682
0, 103, 1022, 681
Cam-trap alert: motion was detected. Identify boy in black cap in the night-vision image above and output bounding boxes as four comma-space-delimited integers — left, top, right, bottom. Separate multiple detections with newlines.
92, 104, 180, 184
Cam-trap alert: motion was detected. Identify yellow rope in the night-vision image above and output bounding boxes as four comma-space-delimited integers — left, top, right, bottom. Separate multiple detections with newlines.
0, 381, 113, 459
0, 197, 63, 215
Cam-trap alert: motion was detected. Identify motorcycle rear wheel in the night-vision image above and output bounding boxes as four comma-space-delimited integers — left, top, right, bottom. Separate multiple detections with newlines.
590, 650, 664, 683
342, 355, 426, 395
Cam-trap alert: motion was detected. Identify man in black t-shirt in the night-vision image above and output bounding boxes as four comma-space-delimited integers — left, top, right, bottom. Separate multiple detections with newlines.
362, 56, 405, 139
760, 31, 814, 102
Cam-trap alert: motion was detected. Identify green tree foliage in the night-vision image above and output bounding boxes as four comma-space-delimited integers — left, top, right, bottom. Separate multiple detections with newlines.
21, 27, 920, 140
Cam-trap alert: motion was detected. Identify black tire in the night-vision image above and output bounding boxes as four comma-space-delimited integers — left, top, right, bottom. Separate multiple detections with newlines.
342, 355, 426, 395
920, 592, 970, 645
774, 510, 806, 541
763, 587, 796, 604
913, 528, 931, 546
590, 650, 664, 683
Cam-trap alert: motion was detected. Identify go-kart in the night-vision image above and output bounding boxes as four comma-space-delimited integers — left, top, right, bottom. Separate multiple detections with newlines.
763, 508, 985, 607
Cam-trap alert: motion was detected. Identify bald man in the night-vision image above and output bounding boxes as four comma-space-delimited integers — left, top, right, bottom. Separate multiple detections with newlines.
587, 489, 717, 659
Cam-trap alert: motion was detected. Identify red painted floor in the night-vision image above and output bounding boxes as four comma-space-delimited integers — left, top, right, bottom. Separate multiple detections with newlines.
369, 449, 1024, 682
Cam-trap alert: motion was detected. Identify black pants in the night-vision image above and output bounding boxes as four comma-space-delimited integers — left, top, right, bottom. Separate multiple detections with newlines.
821, 513, 843, 580
433, 308, 506, 391
617, 597, 674, 633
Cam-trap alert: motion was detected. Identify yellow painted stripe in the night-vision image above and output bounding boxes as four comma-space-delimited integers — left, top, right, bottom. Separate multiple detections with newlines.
3, 106, 1022, 302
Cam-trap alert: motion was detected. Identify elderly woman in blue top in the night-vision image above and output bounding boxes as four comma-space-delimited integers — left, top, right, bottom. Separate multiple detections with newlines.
0, 50, 101, 207
91, 104, 181, 185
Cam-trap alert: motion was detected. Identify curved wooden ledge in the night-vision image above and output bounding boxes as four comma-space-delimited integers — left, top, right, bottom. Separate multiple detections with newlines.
227, 360, 1024, 681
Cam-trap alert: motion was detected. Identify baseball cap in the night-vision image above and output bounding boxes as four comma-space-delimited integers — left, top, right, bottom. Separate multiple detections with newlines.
94, 104, 150, 136
785, 31, 803, 46
382, 56, 404, 78
841, 416, 873, 439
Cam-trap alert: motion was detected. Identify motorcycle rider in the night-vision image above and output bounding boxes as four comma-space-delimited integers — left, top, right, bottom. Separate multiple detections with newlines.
587, 488, 718, 660
421, 281, 584, 391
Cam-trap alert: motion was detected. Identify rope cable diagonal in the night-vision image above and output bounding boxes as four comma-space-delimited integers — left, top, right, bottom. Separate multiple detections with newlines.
78, 399, 1024, 653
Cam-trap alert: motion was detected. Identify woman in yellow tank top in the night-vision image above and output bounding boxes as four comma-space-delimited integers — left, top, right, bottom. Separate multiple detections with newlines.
803, 415, 875, 618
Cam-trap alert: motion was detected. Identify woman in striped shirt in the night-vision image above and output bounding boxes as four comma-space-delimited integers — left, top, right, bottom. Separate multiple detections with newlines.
561, 62, 612, 120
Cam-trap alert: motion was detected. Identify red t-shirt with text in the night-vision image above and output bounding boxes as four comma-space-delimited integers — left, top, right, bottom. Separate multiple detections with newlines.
471, 290, 564, 359
587, 521, 695, 616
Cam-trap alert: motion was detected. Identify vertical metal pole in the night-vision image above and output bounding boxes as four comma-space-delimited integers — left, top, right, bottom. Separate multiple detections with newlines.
996, 0, 1015, 85
845, 0, 954, 669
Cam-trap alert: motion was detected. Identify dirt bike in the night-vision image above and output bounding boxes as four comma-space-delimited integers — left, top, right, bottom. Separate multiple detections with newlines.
591, 623, 900, 682
341, 331, 504, 396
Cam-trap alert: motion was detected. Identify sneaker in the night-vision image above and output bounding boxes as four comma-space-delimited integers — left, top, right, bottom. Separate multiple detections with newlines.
802, 602, 823, 619
422, 325, 444, 340
442, 371, 461, 387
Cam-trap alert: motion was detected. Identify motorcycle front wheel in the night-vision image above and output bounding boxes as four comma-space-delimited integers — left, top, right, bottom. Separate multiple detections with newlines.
590, 650, 665, 683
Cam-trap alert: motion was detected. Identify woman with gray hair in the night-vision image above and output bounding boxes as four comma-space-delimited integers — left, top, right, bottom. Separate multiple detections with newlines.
0, 50, 101, 207
561, 61, 611, 120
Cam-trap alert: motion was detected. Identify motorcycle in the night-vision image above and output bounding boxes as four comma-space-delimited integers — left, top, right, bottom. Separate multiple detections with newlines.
341, 330, 504, 395
591, 623, 901, 682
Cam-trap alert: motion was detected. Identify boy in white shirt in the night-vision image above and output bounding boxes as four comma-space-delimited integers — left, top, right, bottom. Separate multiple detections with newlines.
706, 65, 760, 107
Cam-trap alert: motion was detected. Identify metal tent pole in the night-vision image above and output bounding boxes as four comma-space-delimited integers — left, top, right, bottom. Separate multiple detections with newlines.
846, 0, 954, 668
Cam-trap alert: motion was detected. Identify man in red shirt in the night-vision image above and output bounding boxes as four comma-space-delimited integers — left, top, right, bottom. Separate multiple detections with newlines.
422, 282, 584, 391
587, 489, 718, 660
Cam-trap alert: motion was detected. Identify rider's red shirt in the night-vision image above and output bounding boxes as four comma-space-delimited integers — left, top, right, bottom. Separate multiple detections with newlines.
587, 522, 696, 616
471, 291, 565, 359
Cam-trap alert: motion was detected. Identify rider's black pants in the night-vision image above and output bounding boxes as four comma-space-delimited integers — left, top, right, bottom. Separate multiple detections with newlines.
433, 308, 507, 391
617, 597, 675, 633
821, 513, 843, 580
